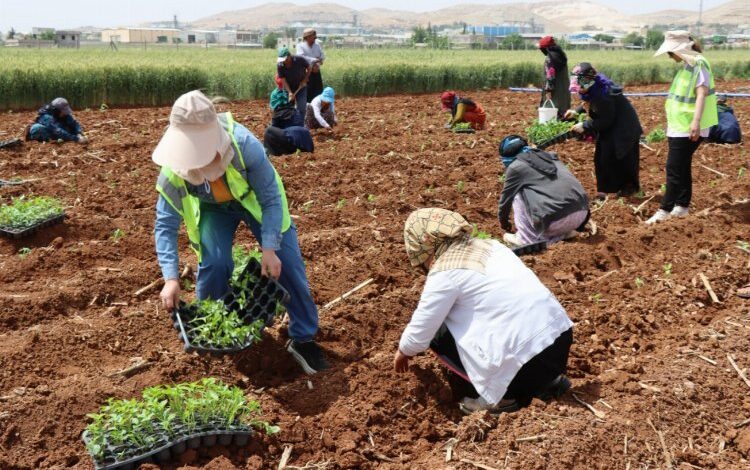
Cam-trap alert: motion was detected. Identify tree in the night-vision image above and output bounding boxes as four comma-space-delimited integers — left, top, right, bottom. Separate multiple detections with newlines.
593, 34, 615, 44
263, 32, 280, 49
623, 32, 644, 47
40, 30, 55, 40
411, 26, 428, 44
645, 29, 665, 49
500, 33, 524, 50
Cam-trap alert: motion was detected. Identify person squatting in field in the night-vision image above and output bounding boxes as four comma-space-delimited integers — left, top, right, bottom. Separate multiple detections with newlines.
269, 88, 304, 129
566, 62, 643, 199
394, 208, 574, 414
538, 35, 571, 119
441, 91, 486, 130
25, 97, 88, 144
646, 31, 719, 225
305, 87, 338, 132
497, 135, 590, 247
152, 90, 329, 374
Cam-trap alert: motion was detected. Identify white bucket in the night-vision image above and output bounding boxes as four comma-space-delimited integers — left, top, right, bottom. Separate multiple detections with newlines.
538, 99, 558, 123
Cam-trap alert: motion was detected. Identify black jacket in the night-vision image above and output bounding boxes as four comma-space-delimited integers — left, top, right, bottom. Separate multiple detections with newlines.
577, 86, 642, 160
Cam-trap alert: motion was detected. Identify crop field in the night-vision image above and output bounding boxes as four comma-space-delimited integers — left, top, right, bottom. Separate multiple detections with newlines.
1, 47, 749, 109
0, 81, 749, 469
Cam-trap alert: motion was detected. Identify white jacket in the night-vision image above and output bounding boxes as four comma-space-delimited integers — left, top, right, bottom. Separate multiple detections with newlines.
399, 240, 573, 404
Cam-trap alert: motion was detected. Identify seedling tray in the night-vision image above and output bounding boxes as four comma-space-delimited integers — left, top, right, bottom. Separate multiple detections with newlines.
536, 130, 576, 150
0, 213, 65, 239
83, 426, 253, 470
0, 138, 22, 150
511, 241, 547, 256
171, 259, 290, 355
452, 127, 475, 134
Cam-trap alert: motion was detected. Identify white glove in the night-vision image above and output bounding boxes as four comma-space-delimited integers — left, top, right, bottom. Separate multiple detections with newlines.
77, 134, 89, 144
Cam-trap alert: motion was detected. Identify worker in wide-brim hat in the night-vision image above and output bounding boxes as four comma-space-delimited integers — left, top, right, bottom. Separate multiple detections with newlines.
296, 28, 325, 100
153, 90, 329, 374
646, 31, 718, 225
394, 208, 574, 414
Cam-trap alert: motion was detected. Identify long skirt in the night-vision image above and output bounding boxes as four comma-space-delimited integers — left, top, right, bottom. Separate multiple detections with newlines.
307, 71, 324, 100
305, 105, 336, 129
594, 138, 640, 194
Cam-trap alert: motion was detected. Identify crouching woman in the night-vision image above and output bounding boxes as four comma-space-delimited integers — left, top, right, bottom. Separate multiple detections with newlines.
394, 208, 574, 413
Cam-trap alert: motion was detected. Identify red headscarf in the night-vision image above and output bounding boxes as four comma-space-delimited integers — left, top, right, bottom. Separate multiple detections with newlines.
539, 36, 556, 49
441, 91, 456, 111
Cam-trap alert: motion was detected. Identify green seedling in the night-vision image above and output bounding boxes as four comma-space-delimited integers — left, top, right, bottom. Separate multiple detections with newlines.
366, 194, 376, 203
111, 228, 125, 242
336, 198, 347, 210
736, 240, 750, 252
0, 195, 63, 229
471, 223, 492, 240
186, 298, 263, 347
635, 277, 645, 288
181, 278, 194, 292
739, 167, 746, 178
663, 262, 673, 276
660, 183, 667, 194
301, 201, 313, 213
590, 293, 603, 303
499, 173, 506, 183
456, 180, 465, 193
85, 378, 277, 463
645, 128, 666, 144
18, 247, 31, 258
634, 189, 646, 199
525, 119, 575, 145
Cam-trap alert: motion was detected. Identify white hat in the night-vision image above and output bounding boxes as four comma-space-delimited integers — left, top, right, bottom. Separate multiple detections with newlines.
152, 90, 229, 170
654, 30, 692, 57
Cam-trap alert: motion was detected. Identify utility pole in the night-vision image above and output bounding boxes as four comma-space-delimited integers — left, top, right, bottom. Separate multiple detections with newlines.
696, 0, 703, 37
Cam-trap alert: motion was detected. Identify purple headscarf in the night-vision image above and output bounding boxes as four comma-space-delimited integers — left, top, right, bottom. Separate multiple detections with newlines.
569, 62, 615, 102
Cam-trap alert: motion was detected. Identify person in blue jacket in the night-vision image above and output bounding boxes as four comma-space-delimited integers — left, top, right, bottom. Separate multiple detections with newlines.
264, 125, 314, 156
26, 98, 88, 144
708, 96, 742, 144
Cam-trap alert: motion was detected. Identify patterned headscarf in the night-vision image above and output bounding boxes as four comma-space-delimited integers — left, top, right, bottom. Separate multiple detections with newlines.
403, 208, 492, 274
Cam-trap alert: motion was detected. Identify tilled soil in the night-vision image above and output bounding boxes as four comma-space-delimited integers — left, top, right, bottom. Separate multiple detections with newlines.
0, 84, 749, 470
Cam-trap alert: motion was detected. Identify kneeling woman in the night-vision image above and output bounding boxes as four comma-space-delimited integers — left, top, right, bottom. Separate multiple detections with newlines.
263, 125, 314, 156
567, 62, 642, 198
498, 135, 589, 247
441, 91, 486, 130
395, 208, 574, 413
305, 87, 338, 131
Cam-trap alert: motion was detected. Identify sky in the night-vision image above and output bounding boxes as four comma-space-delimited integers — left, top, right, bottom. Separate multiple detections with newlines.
0, 0, 729, 33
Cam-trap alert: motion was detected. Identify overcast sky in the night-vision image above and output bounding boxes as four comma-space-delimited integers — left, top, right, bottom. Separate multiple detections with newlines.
0, 0, 727, 32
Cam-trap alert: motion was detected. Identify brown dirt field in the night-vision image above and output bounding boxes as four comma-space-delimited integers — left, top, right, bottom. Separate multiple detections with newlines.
0, 83, 749, 470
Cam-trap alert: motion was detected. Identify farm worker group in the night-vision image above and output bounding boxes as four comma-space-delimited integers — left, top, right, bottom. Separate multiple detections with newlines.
24, 98, 87, 144
395, 208, 573, 413
152, 90, 329, 375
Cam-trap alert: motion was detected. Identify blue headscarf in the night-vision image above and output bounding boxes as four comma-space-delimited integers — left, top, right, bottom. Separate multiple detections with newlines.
499, 135, 532, 168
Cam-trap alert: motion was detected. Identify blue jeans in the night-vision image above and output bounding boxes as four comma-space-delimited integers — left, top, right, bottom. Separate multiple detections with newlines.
195, 201, 318, 342
294, 87, 308, 117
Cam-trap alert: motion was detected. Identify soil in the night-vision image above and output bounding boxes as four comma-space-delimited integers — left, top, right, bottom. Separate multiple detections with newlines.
1, 82, 749, 470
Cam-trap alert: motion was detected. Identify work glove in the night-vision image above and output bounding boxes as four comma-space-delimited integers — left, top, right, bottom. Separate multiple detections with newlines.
563, 109, 579, 120
77, 134, 89, 144
571, 123, 585, 134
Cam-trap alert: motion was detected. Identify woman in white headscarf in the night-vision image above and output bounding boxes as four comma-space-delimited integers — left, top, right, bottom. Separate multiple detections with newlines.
646, 31, 718, 224
394, 208, 574, 413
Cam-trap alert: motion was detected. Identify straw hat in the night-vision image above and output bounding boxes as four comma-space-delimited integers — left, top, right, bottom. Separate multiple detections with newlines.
152, 90, 230, 170
303, 28, 316, 39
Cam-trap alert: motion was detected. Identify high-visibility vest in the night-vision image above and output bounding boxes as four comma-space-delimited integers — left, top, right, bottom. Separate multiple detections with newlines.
155, 112, 291, 262
665, 56, 719, 133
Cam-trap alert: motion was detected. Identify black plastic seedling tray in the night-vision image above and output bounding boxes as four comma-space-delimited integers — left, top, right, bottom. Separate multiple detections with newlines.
536, 130, 576, 150
511, 241, 547, 256
0, 138, 22, 150
83, 426, 253, 470
171, 258, 290, 355
0, 213, 65, 239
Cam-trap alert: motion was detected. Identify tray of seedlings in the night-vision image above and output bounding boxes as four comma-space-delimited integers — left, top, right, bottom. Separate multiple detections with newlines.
0, 195, 65, 238
511, 241, 548, 257
83, 378, 279, 470
171, 248, 289, 356
526, 118, 588, 150
451, 122, 476, 134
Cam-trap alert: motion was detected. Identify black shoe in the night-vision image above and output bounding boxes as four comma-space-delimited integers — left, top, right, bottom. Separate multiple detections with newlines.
535, 375, 571, 401
286, 340, 330, 374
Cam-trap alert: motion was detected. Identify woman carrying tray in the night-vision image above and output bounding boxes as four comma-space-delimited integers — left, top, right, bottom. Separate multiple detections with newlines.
497, 135, 590, 247
565, 62, 643, 200
394, 208, 574, 414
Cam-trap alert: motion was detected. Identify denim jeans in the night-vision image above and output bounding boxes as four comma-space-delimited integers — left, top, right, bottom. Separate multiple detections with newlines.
294, 87, 308, 117
660, 137, 703, 211
195, 201, 318, 342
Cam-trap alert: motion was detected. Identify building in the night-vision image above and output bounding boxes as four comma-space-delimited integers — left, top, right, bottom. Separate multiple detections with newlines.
55, 30, 80, 48
181, 30, 218, 44
101, 28, 181, 44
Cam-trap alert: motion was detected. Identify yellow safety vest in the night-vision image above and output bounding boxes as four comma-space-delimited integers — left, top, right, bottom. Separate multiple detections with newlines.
665, 56, 719, 133
155, 112, 291, 262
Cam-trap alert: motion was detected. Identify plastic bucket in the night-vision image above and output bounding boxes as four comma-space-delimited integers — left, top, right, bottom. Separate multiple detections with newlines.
538, 99, 557, 123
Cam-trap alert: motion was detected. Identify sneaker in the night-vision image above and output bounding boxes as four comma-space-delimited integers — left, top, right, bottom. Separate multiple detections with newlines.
503, 232, 523, 247
645, 209, 671, 225
286, 340, 330, 374
459, 396, 519, 415
534, 374, 571, 401
670, 205, 689, 217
